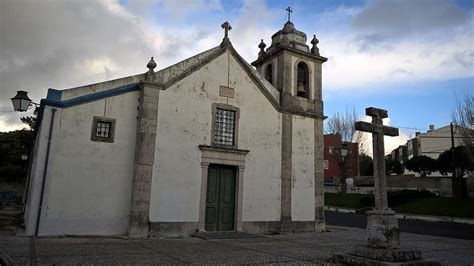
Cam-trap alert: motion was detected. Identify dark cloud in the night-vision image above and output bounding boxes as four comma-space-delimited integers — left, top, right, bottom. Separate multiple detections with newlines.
354, 33, 395, 52
352, 0, 471, 42
0, 0, 223, 130
0, 0, 155, 108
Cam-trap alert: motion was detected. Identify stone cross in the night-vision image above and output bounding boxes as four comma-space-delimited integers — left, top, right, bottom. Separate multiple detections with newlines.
221, 21, 232, 39
355, 107, 398, 210
286, 6, 293, 21
355, 107, 400, 248
341, 107, 432, 266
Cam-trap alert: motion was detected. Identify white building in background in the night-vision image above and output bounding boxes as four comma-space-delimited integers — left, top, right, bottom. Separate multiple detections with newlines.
410, 124, 465, 160
24, 20, 328, 237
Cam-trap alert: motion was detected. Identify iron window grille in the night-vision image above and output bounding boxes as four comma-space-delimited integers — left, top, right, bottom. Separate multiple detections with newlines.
96, 121, 112, 138
91, 116, 116, 143
214, 108, 235, 146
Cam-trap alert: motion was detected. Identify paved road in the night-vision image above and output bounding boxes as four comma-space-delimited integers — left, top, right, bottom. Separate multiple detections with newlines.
1, 226, 473, 265
325, 210, 474, 240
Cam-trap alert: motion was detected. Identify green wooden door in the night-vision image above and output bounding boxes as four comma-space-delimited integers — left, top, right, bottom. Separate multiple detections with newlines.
205, 165, 236, 231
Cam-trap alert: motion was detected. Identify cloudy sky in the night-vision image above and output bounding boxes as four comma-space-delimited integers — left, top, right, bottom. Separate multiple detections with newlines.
0, 0, 473, 154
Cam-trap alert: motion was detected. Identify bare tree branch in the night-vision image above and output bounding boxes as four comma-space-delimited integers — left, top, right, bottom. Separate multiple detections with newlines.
452, 92, 474, 162
325, 107, 368, 154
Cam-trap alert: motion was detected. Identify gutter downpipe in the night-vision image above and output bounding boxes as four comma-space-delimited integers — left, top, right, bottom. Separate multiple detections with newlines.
35, 108, 57, 236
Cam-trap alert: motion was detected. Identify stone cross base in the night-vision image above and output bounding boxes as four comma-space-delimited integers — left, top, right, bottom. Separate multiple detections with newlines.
333, 246, 441, 265
367, 208, 399, 248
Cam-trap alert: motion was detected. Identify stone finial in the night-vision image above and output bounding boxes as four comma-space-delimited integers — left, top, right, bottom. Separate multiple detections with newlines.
258, 39, 266, 59
147, 57, 157, 71
311, 35, 320, 55
145, 57, 157, 81
220, 21, 232, 47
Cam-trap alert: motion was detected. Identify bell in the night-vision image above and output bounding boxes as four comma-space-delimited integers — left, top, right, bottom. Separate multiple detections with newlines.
297, 82, 305, 93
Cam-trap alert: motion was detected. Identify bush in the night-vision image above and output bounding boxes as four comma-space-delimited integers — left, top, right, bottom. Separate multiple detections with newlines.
437, 146, 473, 177
405, 155, 437, 177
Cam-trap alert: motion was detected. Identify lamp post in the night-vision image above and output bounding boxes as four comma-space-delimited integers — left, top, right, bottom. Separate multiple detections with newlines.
11, 91, 38, 112
339, 143, 349, 193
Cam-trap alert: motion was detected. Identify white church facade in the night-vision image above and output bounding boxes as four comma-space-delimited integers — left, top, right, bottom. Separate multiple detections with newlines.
24, 19, 328, 237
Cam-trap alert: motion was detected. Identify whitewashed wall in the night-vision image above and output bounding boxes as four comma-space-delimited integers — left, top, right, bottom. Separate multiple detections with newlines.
149, 51, 282, 223
37, 92, 139, 235
291, 115, 315, 221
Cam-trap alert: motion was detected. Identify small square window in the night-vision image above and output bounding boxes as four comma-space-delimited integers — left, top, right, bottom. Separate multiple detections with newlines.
91, 116, 116, 143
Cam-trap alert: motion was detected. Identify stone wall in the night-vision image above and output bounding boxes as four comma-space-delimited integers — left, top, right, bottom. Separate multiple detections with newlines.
326, 176, 474, 198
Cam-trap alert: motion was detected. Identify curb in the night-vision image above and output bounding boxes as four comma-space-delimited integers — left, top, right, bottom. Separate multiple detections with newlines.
324, 206, 474, 225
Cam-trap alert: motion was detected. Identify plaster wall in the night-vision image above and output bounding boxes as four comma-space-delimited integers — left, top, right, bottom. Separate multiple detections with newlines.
150, 51, 282, 223
291, 115, 315, 221
417, 126, 464, 159
37, 92, 139, 235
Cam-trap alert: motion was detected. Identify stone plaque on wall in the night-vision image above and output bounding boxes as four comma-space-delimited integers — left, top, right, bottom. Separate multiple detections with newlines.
219, 86, 234, 98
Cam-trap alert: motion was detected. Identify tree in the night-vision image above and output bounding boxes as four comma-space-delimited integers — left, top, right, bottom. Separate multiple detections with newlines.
452, 93, 474, 161
0, 130, 34, 182
359, 153, 373, 176
325, 107, 367, 193
405, 155, 437, 177
385, 155, 394, 175
391, 160, 404, 175
437, 146, 473, 178
0, 107, 38, 182
385, 155, 404, 175
20, 106, 39, 131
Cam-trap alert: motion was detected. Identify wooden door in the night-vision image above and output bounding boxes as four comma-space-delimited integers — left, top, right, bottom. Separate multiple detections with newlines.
205, 165, 236, 231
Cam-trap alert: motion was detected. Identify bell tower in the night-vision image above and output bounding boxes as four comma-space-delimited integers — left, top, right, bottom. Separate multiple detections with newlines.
252, 9, 328, 232
251, 14, 327, 118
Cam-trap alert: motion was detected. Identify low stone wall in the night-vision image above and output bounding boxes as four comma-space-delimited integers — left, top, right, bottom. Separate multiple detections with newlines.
325, 185, 373, 194
0, 182, 24, 202
325, 176, 474, 198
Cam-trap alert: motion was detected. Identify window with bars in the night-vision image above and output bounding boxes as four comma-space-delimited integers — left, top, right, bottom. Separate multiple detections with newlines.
214, 108, 235, 146
96, 121, 112, 138
91, 116, 116, 143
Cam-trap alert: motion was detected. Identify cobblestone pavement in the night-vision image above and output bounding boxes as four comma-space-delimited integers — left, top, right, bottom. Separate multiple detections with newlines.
1, 226, 473, 265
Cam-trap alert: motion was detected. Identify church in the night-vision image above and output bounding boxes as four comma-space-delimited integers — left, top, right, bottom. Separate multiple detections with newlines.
23, 16, 328, 237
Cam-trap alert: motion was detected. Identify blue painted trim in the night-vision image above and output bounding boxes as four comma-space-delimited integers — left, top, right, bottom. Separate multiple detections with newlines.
41, 83, 139, 108
46, 89, 62, 101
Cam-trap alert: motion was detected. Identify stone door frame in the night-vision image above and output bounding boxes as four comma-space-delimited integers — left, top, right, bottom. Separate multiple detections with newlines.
198, 145, 249, 232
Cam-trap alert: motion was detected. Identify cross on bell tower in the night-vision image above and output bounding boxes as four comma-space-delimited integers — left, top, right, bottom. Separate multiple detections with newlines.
286, 6, 293, 22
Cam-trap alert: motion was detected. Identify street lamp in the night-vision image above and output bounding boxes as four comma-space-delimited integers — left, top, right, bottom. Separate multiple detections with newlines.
338, 143, 350, 193
340, 144, 349, 160
11, 91, 38, 112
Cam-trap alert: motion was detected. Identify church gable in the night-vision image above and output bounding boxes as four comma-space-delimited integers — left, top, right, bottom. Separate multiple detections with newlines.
150, 49, 284, 224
